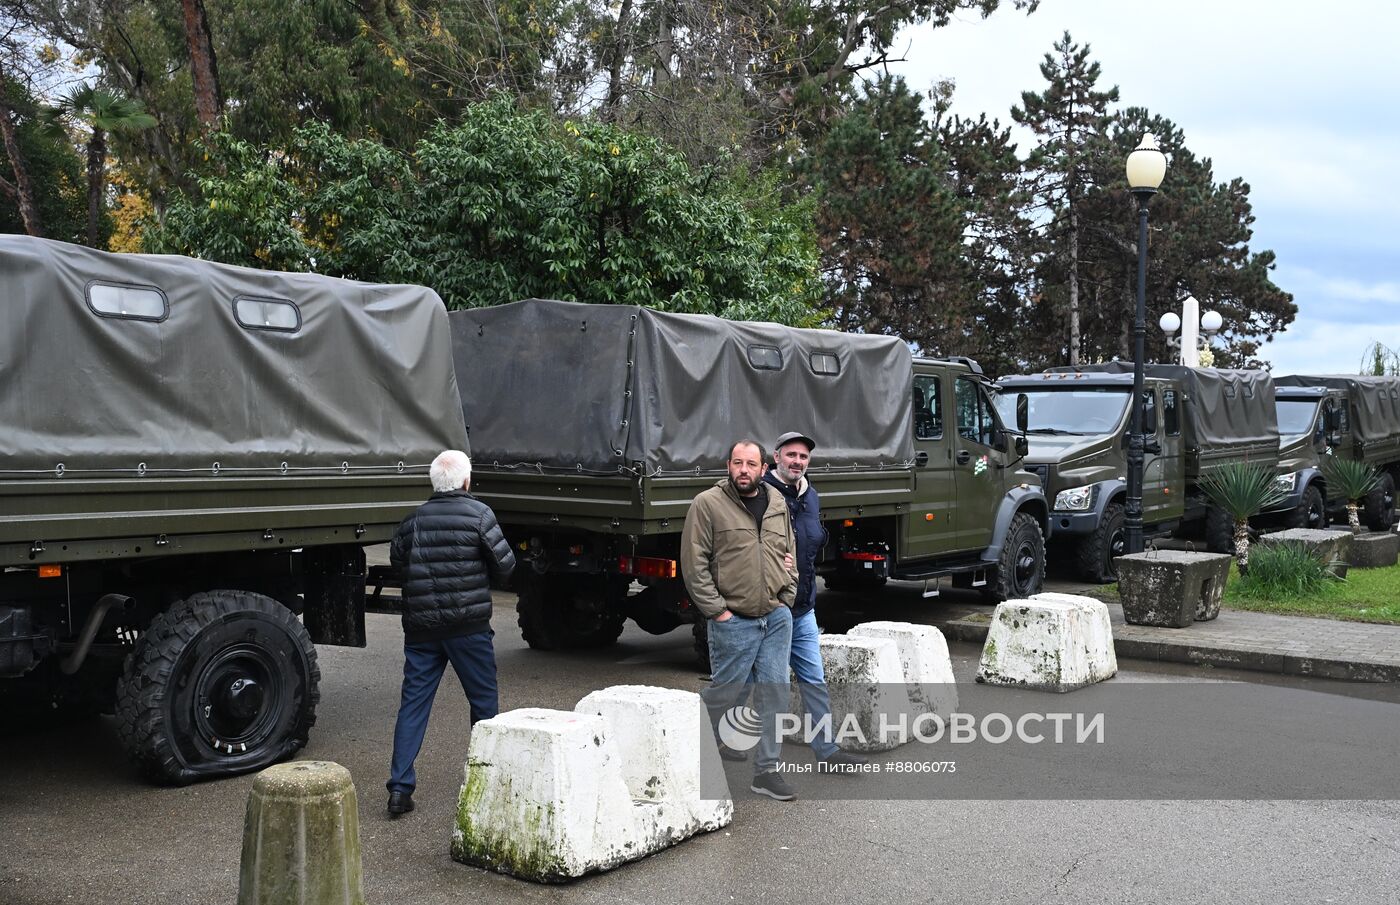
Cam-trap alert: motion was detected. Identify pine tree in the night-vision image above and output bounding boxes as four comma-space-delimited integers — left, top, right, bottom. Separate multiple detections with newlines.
1012, 32, 1119, 366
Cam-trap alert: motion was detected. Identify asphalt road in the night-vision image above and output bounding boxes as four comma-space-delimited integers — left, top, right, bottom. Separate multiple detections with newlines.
3, 586, 1399, 905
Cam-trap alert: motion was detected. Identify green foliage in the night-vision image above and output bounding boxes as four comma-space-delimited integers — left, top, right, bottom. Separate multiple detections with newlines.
1322, 457, 1380, 503
146, 98, 820, 322
1199, 462, 1287, 521
0, 80, 86, 243
1232, 541, 1342, 600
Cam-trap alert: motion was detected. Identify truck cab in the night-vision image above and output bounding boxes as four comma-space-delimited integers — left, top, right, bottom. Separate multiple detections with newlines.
994, 371, 1184, 582
1263, 386, 1350, 529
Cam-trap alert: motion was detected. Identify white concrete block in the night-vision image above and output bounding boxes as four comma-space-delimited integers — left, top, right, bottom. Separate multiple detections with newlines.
1030, 592, 1119, 675
818, 634, 914, 752
976, 595, 1118, 692
574, 685, 732, 848
452, 708, 643, 882
848, 621, 959, 717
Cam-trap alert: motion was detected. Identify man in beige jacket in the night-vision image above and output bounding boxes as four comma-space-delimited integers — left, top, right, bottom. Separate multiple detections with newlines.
682, 438, 799, 800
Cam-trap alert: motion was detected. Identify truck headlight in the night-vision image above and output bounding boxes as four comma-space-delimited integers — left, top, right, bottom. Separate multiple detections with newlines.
1053, 486, 1094, 512
1274, 471, 1298, 491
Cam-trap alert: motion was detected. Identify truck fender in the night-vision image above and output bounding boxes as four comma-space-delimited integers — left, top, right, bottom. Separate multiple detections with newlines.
1088, 479, 1127, 520
981, 485, 1049, 564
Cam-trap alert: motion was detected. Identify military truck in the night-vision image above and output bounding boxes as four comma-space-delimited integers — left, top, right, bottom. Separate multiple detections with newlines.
0, 236, 467, 784
447, 300, 1048, 663
1270, 375, 1400, 531
994, 364, 1279, 582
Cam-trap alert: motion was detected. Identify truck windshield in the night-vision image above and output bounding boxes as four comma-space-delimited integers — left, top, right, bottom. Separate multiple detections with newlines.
994, 387, 1130, 435
1276, 399, 1320, 436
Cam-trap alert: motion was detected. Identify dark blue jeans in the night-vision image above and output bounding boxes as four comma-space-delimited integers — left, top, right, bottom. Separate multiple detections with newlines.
387, 629, 498, 794
703, 606, 793, 775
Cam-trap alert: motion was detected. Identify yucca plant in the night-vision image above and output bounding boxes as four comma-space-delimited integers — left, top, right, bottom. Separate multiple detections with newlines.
1200, 462, 1287, 574
1321, 456, 1380, 531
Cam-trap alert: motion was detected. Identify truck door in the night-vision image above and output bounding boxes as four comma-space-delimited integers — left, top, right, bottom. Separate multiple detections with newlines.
950, 376, 1007, 552
1148, 386, 1186, 523
899, 372, 961, 560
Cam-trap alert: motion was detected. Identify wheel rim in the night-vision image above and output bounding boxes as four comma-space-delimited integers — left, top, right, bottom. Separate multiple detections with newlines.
190, 643, 285, 755
1106, 527, 1126, 578
1014, 540, 1038, 592
1308, 494, 1327, 529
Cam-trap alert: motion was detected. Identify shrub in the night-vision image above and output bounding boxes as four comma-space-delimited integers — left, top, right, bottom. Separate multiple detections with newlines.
1233, 541, 1343, 600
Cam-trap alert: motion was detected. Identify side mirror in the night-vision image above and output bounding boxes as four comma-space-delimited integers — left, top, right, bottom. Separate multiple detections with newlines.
1016, 393, 1029, 433
1327, 407, 1344, 431
1014, 434, 1029, 458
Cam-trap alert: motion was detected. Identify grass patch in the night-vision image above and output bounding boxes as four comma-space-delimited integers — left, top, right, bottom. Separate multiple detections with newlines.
1223, 558, 1400, 624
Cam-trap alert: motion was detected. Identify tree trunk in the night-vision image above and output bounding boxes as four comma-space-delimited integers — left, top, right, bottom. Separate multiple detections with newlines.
1347, 501, 1361, 531
86, 130, 106, 247
603, 0, 635, 116
180, 0, 223, 129
1234, 519, 1250, 574
0, 90, 42, 237
652, 1, 672, 87
1067, 203, 1081, 365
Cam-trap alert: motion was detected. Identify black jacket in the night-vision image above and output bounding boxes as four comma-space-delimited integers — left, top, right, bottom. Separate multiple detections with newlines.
762, 472, 826, 617
389, 490, 516, 642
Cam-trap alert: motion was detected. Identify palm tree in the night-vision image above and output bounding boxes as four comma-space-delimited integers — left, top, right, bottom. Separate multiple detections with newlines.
45, 86, 156, 247
1200, 462, 1286, 574
1321, 457, 1380, 532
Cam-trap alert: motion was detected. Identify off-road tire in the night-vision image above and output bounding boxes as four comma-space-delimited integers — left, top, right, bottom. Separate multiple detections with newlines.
115, 590, 319, 785
1364, 472, 1397, 531
692, 619, 712, 672
983, 512, 1045, 602
1204, 505, 1234, 554
1075, 502, 1126, 583
516, 575, 626, 650
1281, 484, 1328, 531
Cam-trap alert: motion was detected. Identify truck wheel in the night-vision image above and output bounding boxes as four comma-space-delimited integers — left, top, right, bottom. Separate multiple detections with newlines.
1075, 503, 1125, 583
516, 575, 625, 650
115, 591, 319, 785
983, 512, 1045, 602
1364, 473, 1396, 531
1282, 484, 1328, 530
692, 619, 712, 672
1204, 506, 1235, 554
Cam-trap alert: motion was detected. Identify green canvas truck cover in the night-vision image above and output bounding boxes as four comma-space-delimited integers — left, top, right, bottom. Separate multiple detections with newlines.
0, 235, 467, 477
1274, 375, 1400, 446
1048, 363, 1279, 474
448, 299, 914, 475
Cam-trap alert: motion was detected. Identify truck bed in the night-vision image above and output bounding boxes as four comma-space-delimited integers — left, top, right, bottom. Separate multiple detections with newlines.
0, 475, 428, 568
473, 467, 917, 535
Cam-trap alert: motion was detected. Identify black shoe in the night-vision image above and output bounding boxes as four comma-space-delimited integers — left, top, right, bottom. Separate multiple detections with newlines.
817, 750, 869, 774
717, 744, 749, 763
387, 790, 414, 817
750, 771, 797, 801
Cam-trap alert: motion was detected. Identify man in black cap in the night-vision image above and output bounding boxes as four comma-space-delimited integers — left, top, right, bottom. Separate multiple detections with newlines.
762, 432, 867, 771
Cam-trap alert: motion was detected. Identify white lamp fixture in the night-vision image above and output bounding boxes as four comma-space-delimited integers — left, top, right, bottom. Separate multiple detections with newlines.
1126, 133, 1167, 191
1200, 309, 1223, 334
1159, 311, 1181, 334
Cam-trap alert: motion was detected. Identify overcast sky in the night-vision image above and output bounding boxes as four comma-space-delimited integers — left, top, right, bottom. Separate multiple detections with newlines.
889, 0, 1399, 375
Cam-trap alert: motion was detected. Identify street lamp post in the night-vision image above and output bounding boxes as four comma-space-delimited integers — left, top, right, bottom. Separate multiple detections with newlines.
1124, 133, 1167, 556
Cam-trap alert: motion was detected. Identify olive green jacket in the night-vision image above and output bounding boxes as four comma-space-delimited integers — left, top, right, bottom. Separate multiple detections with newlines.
681, 479, 797, 619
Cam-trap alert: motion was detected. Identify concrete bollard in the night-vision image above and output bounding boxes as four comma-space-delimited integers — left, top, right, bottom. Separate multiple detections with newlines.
452, 708, 642, 882
818, 634, 914, 751
976, 596, 1117, 692
1256, 528, 1355, 579
238, 760, 364, 905
847, 621, 959, 717
1347, 531, 1400, 568
1115, 550, 1232, 625
574, 685, 732, 849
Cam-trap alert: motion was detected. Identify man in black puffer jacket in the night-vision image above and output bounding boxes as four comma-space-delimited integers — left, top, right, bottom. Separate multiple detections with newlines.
385, 449, 515, 818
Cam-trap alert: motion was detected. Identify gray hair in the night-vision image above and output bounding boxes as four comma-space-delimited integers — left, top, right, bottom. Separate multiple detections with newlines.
429, 449, 472, 493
